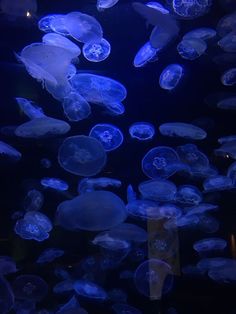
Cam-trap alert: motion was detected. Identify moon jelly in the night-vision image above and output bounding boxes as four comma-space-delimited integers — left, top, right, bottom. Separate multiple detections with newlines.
23, 189, 44, 212
133, 41, 158, 67
159, 64, 183, 90
82, 38, 111, 62
193, 238, 227, 253
92, 233, 131, 250
138, 179, 177, 202
159, 123, 207, 140
36, 248, 64, 264
175, 185, 202, 205
221, 68, 236, 86
215, 140, 236, 159
203, 175, 233, 192
97, 0, 120, 11
216, 11, 236, 37
171, 0, 212, 19
89, 123, 123, 151
183, 27, 216, 41
73, 280, 107, 301
38, 14, 69, 36
40, 177, 69, 191
129, 122, 155, 140
105, 223, 148, 243
127, 200, 162, 220
177, 38, 207, 60
56, 190, 127, 231
218, 32, 236, 53
0, 141, 21, 161
78, 177, 121, 193
146, 2, 170, 14
62, 92, 91, 122
112, 303, 142, 314
15, 97, 45, 120
58, 135, 107, 176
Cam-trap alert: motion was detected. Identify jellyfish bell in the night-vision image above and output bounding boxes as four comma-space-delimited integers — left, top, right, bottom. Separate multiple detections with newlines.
82, 38, 111, 62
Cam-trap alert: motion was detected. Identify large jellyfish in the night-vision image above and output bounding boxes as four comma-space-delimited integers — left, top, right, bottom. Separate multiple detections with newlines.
0, 0, 37, 17
58, 135, 107, 176
193, 238, 227, 253
138, 179, 177, 202
133, 41, 158, 67
159, 64, 183, 90
175, 185, 202, 205
82, 38, 111, 62
170, 0, 212, 19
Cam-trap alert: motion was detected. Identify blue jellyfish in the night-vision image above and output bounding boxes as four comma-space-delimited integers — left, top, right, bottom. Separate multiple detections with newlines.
0, 256, 17, 275
103, 101, 125, 116
12, 275, 48, 302
64, 12, 103, 44
217, 97, 236, 110
203, 175, 233, 192
56, 191, 127, 231
175, 185, 202, 205
56, 295, 81, 314
129, 122, 155, 140
159, 64, 183, 90
15, 98, 45, 120
0, 0, 37, 18
73, 280, 108, 301
15, 117, 71, 138
105, 223, 148, 243
62, 92, 91, 122
139, 179, 177, 202
82, 38, 111, 62
40, 158, 52, 169
134, 259, 173, 299
216, 11, 236, 37
208, 261, 236, 284
89, 123, 123, 151
0, 141, 22, 161
112, 303, 142, 314
193, 238, 227, 253
219, 135, 236, 144
38, 14, 69, 36
78, 177, 121, 193
58, 135, 107, 176
146, 2, 170, 14
183, 27, 216, 41
0, 276, 14, 314
36, 248, 64, 264
177, 38, 207, 60
221, 68, 236, 86
133, 41, 158, 67
97, 0, 120, 11
215, 140, 236, 159
127, 199, 161, 220
23, 189, 44, 212
159, 123, 207, 140
142, 146, 183, 178
40, 177, 69, 191
186, 203, 218, 216
218, 32, 236, 53
92, 233, 131, 250
171, 0, 212, 19
53, 280, 74, 294
158, 203, 182, 219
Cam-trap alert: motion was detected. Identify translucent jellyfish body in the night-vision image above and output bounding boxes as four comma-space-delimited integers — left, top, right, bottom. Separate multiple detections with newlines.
134, 259, 173, 299
38, 14, 69, 36
183, 27, 216, 41
82, 38, 111, 62
216, 11, 236, 37
146, 1, 170, 14
159, 64, 183, 90
92, 233, 130, 250
97, 0, 120, 11
177, 38, 207, 60
127, 199, 161, 220
218, 32, 236, 53
0, 0, 37, 17
215, 140, 236, 159
78, 177, 121, 193
40, 177, 69, 191
89, 123, 123, 151
203, 175, 233, 192
159, 123, 207, 140
23, 189, 44, 212
58, 135, 107, 176
62, 92, 91, 122
142, 146, 182, 178
139, 179, 177, 202
0, 277, 14, 314
175, 185, 202, 205
221, 68, 236, 86
227, 161, 236, 184
0, 256, 17, 275
104, 223, 148, 243
133, 41, 158, 67
193, 238, 227, 253
129, 122, 155, 140
56, 190, 127, 231
171, 0, 212, 19
0, 141, 22, 161
15, 97, 45, 120
73, 280, 107, 300
36, 248, 64, 264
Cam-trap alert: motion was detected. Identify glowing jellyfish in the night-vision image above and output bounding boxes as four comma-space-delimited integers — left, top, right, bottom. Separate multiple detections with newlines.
203, 175, 233, 192
15, 98, 45, 120
183, 27, 216, 41
92, 233, 131, 250
215, 140, 236, 159
171, 0, 212, 19
58, 135, 107, 176
218, 32, 236, 53
12, 275, 48, 302
216, 11, 236, 37
64, 12, 103, 44
186, 203, 218, 216
105, 223, 148, 243
0, 141, 22, 161
0, 256, 17, 275
23, 189, 44, 212
193, 238, 227, 253
129, 122, 155, 140
56, 190, 127, 231
62, 92, 91, 122
36, 248, 64, 264
197, 257, 234, 272
127, 200, 162, 220
208, 262, 236, 284
82, 38, 111, 62
103, 101, 125, 116
38, 14, 69, 36
112, 303, 142, 314
73, 280, 107, 301
177, 38, 207, 60
97, 0, 120, 11
159, 64, 183, 90
78, 177, 121, 193
142, 146, 183, 178
40, 177, 69, 191
0, 277, 14, 314
134, 259, 173, 299
56, 295, 81, 314
139, 179, 177, 202
146, 2, 170, 14
53, 280, 74, 294
15, 117, 70, 138
89, 123, 123, 151
160, 123, 207, 140
0, 0, 37, 17
175, 185, 202, 205
133, 41, 158, 67
217, 97, 236, 110
70, 73, 127, 105
221, 68, 236, 86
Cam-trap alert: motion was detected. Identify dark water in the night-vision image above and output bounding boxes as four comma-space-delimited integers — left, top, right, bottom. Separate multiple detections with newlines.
0, 0, 236, 313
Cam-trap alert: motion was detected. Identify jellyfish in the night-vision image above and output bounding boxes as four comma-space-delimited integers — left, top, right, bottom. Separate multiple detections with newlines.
112, 303, 142, 314
0, 141, 22, 161
0, 256, 17, 275
134, 259, 173, 299
56, 295, 81, 314
142, 146, 184, 179
221, 68, 236, 86
36, 248, 64, 264
62, 92, 91, 122
56, 190, 127, 231
0, 0, 37, 18
15, 117, 71, 138
127, 184, 137, 202
218, 32, 236, 53
0, 276, 14, 314
64, 12, 103, 44
82, 38, 111, 62
183, 27, 216, 41
139, 179, 177, 202
129, 122, 155, 140
38, 14, 69, 36
78, 177, 121, 193
146, 2, 170, 14
193, 238, 227, 253
216, 11, 236, 37
40, 177, 69, 191
127, 199, 162, 220
159, 64, 183, 90
15, 97, 45, 120
175, 185, 202, 205
159, 122, 207, 140
203, 175, 233, 192
89, 123, 123, 151
73, 280, 107, 301
171, 0, 212, 19
215, 140, 236, 159
103, 101, 125, 116
217, 97, 236, 110
177, 38, 207, 60
208, 262, 236, 284
96, 0, 119, 11
92, 233, 131, 250
23, 189, 44, 212
12, 275, 48, 302
186, 203, 218, 216
53, 280, 74, 294
58, 135, 107, 176
105, 223, 148, 243
133, 41, 158, 67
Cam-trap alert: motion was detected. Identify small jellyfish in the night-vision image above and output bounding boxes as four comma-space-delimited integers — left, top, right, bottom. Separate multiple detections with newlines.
177, 38, 207, 60
92, 233, 131, 250
82, 38, 111, 62
78, 177, 121, 193
142, 146, 183, 178
53, 280, 74, 294
139, 179, 177, 202
23, 189, 44, 212
193, 238, 227, 253
197, 257, 234, 272
159, 123, 207, 140
112, 303, 142, 314
36, 248, 64, 264
159, 64, 183, 90
216, 11, 236, 37
183, 27, 216, 41
58, 135, 107, 176
89, 123, 123, 151
133, 41, 158, 67
0, 256, 17, 275
40, 177, 69, 191
0, 0, 37, 18
203, 175, 233, 192
129, 122, 155, 140
175, 185, 202, 205
221, 68, 236, 86
103, 101, 125, 116
186, 203, 218, 216
171, 0, 212, 19
127, 199, 162, 220
97, 0, 120, 11
106, 223, 148, 243
62, 92, 91, 122
73, 280, 107, 301
215, 140, 236, 159
40, 158, 51, 169
146, 2, 170, 14
15, 98, 45, 120
218, 32, 236, 53
0, 141, 22, 161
